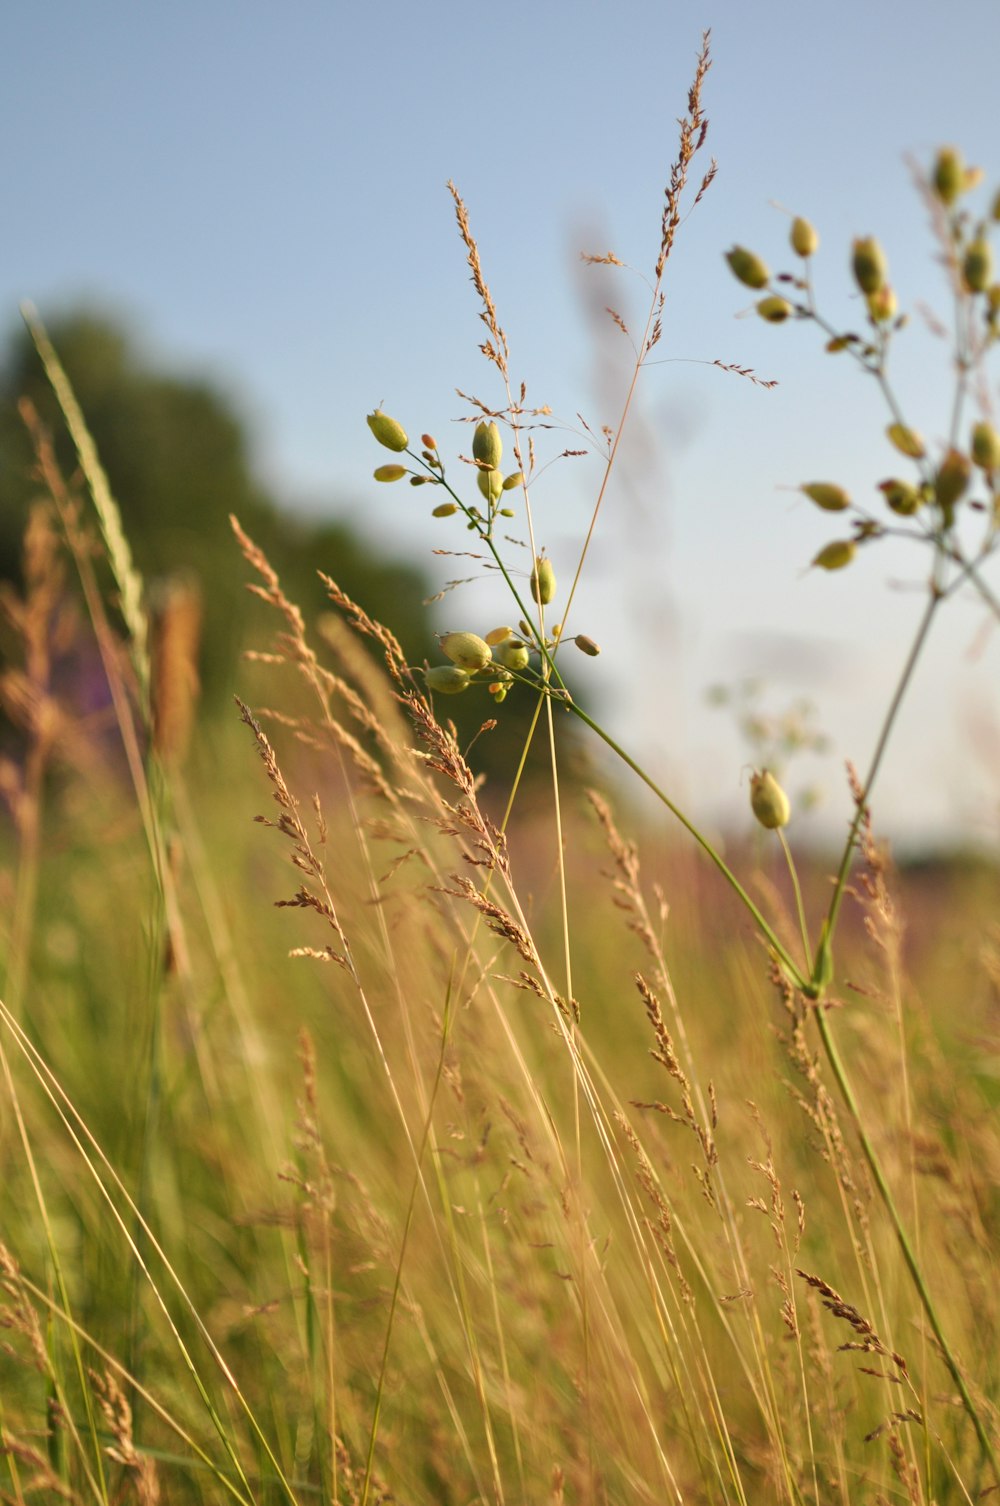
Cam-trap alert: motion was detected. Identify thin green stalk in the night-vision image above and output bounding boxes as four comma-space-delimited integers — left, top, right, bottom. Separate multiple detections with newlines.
812, 1002, 1000, 1486
777, 829, 810, 974
563, 699, 807, 988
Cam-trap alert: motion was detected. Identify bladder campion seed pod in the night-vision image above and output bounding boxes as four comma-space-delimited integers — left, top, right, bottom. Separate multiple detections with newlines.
530, 556, 557, 605
790, 217, 819, 257
432, 502, 458, 517
756, 295, 793, 323
934, 448, 971, 515
852, 237, 888, 295
867, 285, 898, 322
801, 482, 850, 512
878, 478, 923, 515
425, 665, 471, 695
750, 770, 791, 830
477, 469, 504, 504
367, 409, 409, 452
502, 471, 523, 490
485, 626, 514, 645
725, 246, 770, 289
574, 635, 601, 656
472, 420, 503, 471
812, 540, 856, 571
374, 464, 407, 482
963, 236, 993, 294
496, 638, 530, 672
886, 422, 926, 459
971, 420, 1000, 471
932, 146, 965, 206
439, 631, 492, 672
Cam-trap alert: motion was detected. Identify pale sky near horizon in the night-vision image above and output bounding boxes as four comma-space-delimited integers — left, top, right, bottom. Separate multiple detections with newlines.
5, 0, 1000, 847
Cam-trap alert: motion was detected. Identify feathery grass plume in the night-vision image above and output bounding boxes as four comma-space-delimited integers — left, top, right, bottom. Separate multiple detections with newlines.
20, 304, 151, 711
150, 575, 202, 767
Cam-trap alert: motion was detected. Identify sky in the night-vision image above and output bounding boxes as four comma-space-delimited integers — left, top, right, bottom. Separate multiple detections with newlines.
5, 0, 1000, 848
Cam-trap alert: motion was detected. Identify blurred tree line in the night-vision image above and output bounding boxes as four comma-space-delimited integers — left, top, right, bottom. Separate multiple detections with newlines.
0, 311, 578, 791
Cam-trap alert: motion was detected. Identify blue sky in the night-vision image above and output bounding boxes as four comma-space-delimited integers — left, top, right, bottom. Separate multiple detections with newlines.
6, 0, 1000, 844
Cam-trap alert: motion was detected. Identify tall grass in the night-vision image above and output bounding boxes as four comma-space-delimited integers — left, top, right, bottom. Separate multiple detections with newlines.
1, 33, 998, 1506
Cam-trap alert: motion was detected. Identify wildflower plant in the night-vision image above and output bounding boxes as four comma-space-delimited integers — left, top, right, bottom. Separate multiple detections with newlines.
362, 48, 1000, 1491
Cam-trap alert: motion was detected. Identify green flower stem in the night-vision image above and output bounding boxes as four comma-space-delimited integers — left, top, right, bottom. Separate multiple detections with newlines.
777, 829, 811, 973
812, 1000, 1000, 1486
819, 584, 942, 952
562, 699, 807, 989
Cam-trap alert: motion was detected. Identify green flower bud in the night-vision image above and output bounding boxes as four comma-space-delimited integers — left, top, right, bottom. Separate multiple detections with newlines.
373, 464, 407, 482
757, 295, 793, 323
501, 471, 523, 490
574, 635, 601, 656
963, 236, 993, 294
812, 540, 856, 571
934, 448, 971, 514
421, 433, 437, 450
425, 665, 471, 695
790, 217, 819, 257
932, 147, 965, 206
489, 683, 509, 703
750, 769, 791, 830
971, 420, 1000, 471
886, 423, 926, 459
878, 478, 923, 515
472, 420, 503, 471
485, 625, 514, 645
367, 409, 409, 452
852, 237, 888, 295
725, 246, 770, 289
477, 468, 504, 503
432, 502, 458, 517
530, 556, 557, 605
496, 637, 530, 672
439, 631, 492, 671
801, 482, 850, 512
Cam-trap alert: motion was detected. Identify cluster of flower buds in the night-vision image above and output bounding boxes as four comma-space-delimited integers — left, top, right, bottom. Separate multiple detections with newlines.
929, 148, 1000, 339
422, 626, 533, 704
